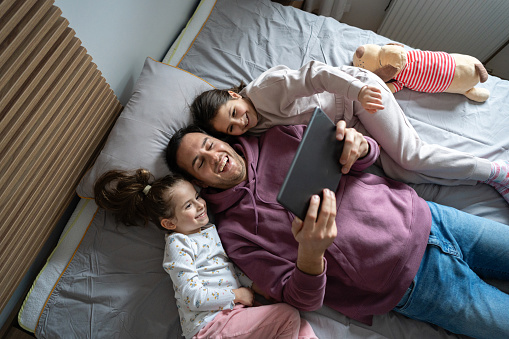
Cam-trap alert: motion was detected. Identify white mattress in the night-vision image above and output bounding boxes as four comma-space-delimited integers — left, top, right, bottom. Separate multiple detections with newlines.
18, 198, 98, 332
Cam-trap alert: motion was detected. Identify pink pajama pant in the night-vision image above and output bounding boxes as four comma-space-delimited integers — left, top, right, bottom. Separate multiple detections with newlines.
193, 303, 317, 339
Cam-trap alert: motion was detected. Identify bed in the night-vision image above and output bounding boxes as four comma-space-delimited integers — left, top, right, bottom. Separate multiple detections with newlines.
11, 0, 509, 338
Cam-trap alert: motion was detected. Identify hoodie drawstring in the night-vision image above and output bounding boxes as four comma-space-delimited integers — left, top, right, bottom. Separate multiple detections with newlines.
233, 162, 292, 235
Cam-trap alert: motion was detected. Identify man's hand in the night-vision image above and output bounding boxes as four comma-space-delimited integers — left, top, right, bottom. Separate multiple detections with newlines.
359, 85, 384, 113
233, 287, 254, 306
335, 121, 369, 174
291, 189, 337, 275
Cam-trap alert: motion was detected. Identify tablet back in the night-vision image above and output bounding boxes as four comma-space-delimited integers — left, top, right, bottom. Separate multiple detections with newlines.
277, 107, 343, 220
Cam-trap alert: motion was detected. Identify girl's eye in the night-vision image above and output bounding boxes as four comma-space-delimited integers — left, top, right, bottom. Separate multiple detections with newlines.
198, 159, 204, 169
232, 109, 236, 118
185, 203, 192, 209
228, 125, 233, 134
208, 142, 213, 150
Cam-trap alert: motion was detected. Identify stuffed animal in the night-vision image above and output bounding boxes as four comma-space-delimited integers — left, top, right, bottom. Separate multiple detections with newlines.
353, 43, 490, 102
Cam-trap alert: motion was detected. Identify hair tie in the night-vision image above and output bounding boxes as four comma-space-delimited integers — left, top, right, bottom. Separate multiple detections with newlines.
142, 185, 152, 195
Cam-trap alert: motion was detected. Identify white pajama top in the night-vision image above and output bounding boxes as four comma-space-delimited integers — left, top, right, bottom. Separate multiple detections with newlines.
163, 225, 251, 338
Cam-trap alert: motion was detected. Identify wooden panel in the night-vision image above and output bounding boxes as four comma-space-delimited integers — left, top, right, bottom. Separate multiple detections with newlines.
0, 0, 122, 313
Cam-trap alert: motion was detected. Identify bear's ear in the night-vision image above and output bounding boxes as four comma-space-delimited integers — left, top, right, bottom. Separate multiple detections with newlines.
355, 46, 365, 59
374, 65, 399, 82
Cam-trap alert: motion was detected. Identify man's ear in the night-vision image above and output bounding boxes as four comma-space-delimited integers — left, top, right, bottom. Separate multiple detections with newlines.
161, 218, 177, 231
228, 90, 242, 99
192, 178, 208, 188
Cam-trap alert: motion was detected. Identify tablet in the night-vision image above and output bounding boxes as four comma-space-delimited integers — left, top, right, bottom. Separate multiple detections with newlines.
277, 107, 344, 220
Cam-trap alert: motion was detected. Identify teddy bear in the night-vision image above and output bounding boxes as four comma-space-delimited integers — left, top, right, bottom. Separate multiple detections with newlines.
352, 43, 490, 102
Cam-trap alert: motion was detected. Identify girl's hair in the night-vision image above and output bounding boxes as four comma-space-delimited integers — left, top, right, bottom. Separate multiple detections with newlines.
94, 169, 186, 228
191, 82, 246, 136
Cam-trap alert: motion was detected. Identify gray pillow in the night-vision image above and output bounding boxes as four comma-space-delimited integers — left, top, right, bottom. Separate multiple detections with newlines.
77, 57, 213, 198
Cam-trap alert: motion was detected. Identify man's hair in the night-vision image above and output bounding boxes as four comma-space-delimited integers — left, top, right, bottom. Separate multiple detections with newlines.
165, 124, 208, 181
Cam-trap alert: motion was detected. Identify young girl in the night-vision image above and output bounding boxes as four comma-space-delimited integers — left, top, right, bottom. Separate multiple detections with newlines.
94, 169, 317, 339
191, 60, 509, 203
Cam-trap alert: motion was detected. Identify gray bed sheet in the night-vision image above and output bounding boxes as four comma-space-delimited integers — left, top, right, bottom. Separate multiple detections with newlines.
36, 0, 509, 338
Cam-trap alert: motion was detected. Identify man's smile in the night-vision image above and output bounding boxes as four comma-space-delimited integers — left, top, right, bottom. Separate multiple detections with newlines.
219, 155, 229, 173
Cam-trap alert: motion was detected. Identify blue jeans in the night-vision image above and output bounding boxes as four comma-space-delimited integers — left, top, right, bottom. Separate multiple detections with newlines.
394, 202, 509, 339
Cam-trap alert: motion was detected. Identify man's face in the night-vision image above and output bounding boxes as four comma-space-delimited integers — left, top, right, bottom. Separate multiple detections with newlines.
176, 132, 247, 189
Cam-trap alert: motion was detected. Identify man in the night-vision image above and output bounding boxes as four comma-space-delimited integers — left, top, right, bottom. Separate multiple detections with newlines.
165, 122, 509, 338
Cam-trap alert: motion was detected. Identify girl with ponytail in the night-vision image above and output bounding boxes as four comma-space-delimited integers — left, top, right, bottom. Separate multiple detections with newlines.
94, 169, 317, 339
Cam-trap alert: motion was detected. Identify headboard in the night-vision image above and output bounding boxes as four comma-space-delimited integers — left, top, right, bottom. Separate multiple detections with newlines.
0, 0, 122, 327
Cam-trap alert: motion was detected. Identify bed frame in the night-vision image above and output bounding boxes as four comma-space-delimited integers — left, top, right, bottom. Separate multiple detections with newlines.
0, 0, 122, 336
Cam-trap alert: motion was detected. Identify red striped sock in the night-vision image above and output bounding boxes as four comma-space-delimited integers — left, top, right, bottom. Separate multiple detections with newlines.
486, 160, 509, 186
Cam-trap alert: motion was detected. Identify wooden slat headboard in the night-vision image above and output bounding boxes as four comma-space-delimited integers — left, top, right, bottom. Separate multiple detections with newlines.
0, 0, 122, 315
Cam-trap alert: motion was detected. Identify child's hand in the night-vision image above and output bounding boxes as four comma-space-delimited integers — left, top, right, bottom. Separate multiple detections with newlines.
358, 85, 384, 113
233, 287, 254, 306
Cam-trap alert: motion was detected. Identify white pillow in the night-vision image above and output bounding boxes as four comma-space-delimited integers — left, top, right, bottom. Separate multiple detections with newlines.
76, 57, 213, 198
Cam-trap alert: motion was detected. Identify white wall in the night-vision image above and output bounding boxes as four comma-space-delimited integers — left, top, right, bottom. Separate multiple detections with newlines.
340, 0, 389, 32
55, 0, 200, 104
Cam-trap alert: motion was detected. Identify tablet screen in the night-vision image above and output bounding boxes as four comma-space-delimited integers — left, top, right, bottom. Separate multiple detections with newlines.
277, 107, 343, 220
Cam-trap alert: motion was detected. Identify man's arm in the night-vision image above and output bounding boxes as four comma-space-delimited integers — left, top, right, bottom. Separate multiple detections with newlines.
335, 121, 379, 174
222, 225, 328, 312
292, 189, 337, 275
279, 188, 336, 310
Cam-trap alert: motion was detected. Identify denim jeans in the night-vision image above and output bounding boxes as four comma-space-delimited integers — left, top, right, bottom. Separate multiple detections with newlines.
394, 202, 509, 339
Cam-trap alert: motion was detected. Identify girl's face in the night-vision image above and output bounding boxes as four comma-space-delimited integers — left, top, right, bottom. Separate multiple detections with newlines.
161, 181, 209, 234
211, 91, 258, 135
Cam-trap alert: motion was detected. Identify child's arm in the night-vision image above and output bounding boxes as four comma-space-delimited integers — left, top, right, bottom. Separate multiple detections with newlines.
246, 60, 382, 121
359, 85, 385, 113
233, 265, 275, 302
233, 265, 253, 287
231, 266, 255, 305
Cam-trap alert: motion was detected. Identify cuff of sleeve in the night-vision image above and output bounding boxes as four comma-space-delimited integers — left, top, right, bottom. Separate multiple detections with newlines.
293, 257, 328, 290
346, 79, 364, 102
227, 290, 236, 309
352, 136, 380, 171
285, 258, 328, 311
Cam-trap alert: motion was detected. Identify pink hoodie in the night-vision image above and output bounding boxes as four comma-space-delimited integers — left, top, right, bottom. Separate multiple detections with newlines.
202, 124, 431, 324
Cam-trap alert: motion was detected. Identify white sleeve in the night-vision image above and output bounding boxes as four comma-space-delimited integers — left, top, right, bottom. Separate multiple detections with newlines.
246, 60, 365, 114
233, 265, 253, 288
